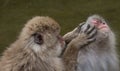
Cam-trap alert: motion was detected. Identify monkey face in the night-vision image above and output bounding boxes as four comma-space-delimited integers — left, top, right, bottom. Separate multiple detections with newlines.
19, 16, 65, 56
31, 31, 65, 56
83, 15, 115, 43
91, 18, 110, 39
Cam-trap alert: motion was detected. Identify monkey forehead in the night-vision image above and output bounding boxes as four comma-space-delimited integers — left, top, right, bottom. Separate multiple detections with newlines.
25, 16, 60, 33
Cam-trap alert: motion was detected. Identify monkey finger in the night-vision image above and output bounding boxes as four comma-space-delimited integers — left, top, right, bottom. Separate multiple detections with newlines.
87, 29, 97, 39
86, 25, 96, 35
78, 22, 85, 29
75, 22, 85, 33
84, 24, 90, 33
79, 38, 96, 49
87, 37, 96, 44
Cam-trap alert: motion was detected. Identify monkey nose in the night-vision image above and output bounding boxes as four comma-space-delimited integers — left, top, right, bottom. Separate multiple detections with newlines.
57, 35, 64, 42
57, 35, 65, 46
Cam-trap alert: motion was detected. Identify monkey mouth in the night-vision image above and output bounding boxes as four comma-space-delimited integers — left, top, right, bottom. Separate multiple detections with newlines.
98, 25, 108, 30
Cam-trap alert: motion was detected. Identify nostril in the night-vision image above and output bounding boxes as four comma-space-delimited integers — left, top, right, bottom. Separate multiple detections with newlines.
102, 23, 105, 24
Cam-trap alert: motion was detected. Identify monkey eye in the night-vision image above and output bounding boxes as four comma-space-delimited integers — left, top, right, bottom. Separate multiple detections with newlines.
33, 33, 43, 45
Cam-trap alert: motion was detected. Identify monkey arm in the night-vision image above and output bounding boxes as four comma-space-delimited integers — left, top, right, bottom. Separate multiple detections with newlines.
62, 34, 86, 71
62, 24, 97, 71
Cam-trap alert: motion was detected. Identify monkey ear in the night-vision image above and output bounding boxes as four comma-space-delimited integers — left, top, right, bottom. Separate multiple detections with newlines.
33, 33, 44, 45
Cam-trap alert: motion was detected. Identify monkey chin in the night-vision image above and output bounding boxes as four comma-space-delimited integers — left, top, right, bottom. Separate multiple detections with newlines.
98, 26, 110, 39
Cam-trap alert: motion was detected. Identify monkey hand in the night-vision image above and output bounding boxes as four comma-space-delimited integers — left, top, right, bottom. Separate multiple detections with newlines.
63, 22, 85, 44
68, 24, 97, 49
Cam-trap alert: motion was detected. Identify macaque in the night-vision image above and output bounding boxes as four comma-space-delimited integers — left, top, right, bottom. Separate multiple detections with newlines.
0, 16, 96, 71
0, 16, 65, 71
63, 15, 119, 71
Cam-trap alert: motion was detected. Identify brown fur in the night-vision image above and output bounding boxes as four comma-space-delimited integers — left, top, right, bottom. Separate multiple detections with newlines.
62, 33, 88, 71
0, 16, 64, 71
0, 16, 97, 71
62, 25, 96, 71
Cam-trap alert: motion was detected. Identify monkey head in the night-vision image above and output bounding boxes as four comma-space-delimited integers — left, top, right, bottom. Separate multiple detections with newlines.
82, 15, 115, 44
19, 16, 65, 56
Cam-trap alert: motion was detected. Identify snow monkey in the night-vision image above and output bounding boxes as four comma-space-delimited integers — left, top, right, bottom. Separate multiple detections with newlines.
63, 15, 119, 71
0, 16, 96, 71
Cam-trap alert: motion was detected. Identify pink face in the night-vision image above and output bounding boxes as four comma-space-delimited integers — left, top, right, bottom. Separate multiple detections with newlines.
91, 18, 109, 31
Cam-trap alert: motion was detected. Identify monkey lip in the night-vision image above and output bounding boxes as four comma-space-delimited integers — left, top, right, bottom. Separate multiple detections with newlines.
99, 25, 108, 29
98, 26, 109, 32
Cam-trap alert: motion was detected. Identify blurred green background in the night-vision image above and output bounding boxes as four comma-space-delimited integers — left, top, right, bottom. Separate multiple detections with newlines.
0, 0, 120, 56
